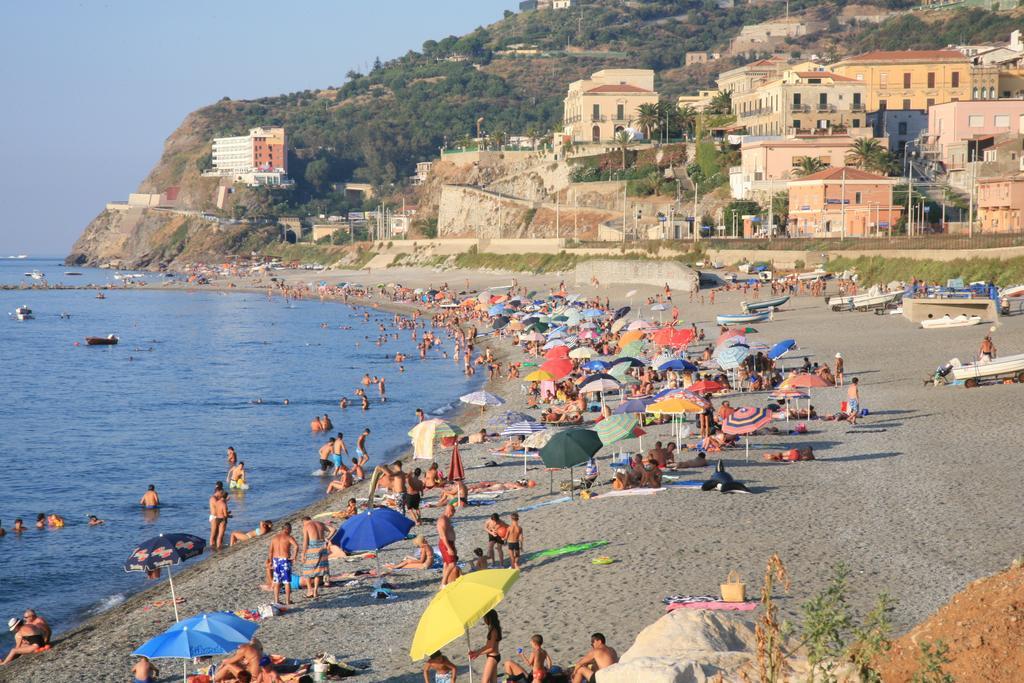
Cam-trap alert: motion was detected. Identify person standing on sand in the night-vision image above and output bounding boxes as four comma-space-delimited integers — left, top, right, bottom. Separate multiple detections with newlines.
404, 467, 424, 525
139, 484, 160, 508
834, 353, 844, 386
437, 504, 460, 586
209, 483, 229, 550
131, 656, 158, 683
331, 433, 348, 475
980, 335, 996, 362
268, 523, 298, 605
300, 516, 330, 599
506, 513, 524, 569
847, 377, 860, 425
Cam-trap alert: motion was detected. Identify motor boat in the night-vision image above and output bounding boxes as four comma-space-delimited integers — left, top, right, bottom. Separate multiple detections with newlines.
95, 292, 106, 299
13, 305, 33, 320
23, 270, 45, 280
828, 289, 903, 312
920, 314, 983, 329
1001, 284, 1024, 299
741, 295, 789, 313
950, 352, 1024, 387
64, 271, 83, 276
86, 335, 119, 345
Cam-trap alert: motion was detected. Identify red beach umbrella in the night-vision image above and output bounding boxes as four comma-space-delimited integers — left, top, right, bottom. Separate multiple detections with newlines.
448, 442, 465, 482
544, 345, 570, 360
688, 380, 724, 394
653, 327, 694, 348
540, 358, 573, 380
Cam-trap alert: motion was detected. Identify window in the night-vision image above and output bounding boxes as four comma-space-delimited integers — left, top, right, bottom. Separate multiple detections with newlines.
902, 99, 911, 110
969, 115, 984, 128
592, 104, 600, 119
927, 98, 935, 108
903, 72, 911, 88
927, 72, 935, 88
973, 87, 979, 99
879, 99, 887, 109
792, 119, 802, 129
793, 93, 801, 105
616, 103, 624, 120
990, 87, 996, 99
880, 72, 888, 86
852, 118, 861, 128
853, 93, 862, 107
898, 121, 908, 135
952, 72, 960, 87
819, 93, 828, 106
996, 114, 1010, 127
855, 191, 863, 204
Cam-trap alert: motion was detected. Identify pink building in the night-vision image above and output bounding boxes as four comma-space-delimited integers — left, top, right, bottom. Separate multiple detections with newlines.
787, 167, 903, 237
730, 136, 861, 200
924, 101, 1024, 169
977, 176, 1024, 233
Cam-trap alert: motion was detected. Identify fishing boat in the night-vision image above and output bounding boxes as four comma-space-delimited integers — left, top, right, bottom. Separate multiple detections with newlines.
741, 295, 789, 313
828, 289, 902, 312
86, 335, 119, 346
950, 352, 1024, 387
716, 311, 771, 326
13, 305, 33, 321
920, 314, 983, 329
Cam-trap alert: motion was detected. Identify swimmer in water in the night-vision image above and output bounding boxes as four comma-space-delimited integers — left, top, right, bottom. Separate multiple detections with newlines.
88, 515, 104, 526
140, 484, 160, 508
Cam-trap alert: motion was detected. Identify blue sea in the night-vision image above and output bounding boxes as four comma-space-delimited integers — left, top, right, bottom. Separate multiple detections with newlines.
0, 258, 478, 646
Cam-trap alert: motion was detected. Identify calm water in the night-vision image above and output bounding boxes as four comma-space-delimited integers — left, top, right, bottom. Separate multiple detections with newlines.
0, 258, 477, 645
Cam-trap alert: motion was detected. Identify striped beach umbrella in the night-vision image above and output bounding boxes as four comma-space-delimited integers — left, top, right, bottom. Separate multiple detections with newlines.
717, 345, 750, 370
723, 406, 773, 461
501, 421, 547, 437
488, 411, 536, 426
596, 414, 639, 445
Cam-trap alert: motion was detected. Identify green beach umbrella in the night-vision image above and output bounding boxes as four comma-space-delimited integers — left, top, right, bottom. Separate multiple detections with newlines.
595, 414, 638, 446
619, 340, 645, 357
539, 429, 603, 498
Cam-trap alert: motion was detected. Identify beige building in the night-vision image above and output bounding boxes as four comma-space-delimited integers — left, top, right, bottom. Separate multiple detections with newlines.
563, 69, 660, 143
733, 70, 871, 137
978, 175, 1024, 233
677, 90, 717, 113
685, 52, 720, 66
830, 50, 971, 111
717, 57, 789, 97
729, 19, 823, 55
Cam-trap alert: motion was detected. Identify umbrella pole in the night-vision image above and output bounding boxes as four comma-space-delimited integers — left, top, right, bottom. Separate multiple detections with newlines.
168, 564, 180, 622
466, 630, 475, 683
745, 436, 750, 462
570, 465, 574, 499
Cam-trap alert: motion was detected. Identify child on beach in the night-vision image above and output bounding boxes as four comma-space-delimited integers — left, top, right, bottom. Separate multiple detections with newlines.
472, 547, 488, 571
507, 512, 524, 569
505, 634, 553, 683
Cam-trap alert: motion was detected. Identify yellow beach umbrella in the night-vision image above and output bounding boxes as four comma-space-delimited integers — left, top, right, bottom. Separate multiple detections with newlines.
611, 318, 628, 334
410, 569, 520, 680
568, 347, 595, 359
647, 397, 702, 414
408, 419, 463, 460
523, 369, 556, 382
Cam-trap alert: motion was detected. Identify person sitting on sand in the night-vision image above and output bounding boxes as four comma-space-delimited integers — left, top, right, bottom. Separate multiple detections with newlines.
131, 656, 158, 683
326, 464, 353, 493
468, 428, 489, 444
472, 547, 489, 571
21, 610, 50, 646
214, 639, 263, 682
570, 633, 618, 683
493, 435, 526, 454
424, 462, 447, 489
1, 618, 48, 665
140, 484, 160, 508
423, 651, 458, 683
647, 441, 668, 467
386, 535, 434, 571
230, 520, 273, 546
671, 451, 709, 469
639, 455, 663, 489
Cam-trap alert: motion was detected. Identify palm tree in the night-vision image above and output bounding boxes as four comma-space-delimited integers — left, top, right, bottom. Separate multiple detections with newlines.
707, 90, 732, 115
614, 130, 633, 170
866, 150, 899, 176
845, 137, 885, 170
676, 105, 697, 139
635, 103, 661, 142
794, 156, 828, 177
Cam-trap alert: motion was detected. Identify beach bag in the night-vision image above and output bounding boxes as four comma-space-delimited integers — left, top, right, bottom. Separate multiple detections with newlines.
720, 570, 746, 603
257, 603, 281, 619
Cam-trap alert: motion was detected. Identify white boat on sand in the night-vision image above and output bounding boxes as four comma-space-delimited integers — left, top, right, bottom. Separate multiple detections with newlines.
828, 288, 902, 312
951, 353, 1024, 386
920, 314, 983, 329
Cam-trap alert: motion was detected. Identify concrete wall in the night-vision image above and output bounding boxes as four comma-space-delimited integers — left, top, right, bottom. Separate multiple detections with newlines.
705, 245, 1024, 269
437, 185, 538, 238
575, 259, 700, 292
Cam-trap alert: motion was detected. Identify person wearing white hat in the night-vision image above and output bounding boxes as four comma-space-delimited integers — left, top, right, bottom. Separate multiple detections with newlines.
1, 616, 47, 665
834, 353, 844, 386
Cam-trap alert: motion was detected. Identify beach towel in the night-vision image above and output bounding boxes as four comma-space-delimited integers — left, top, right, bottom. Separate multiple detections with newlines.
663, 594, 718, 604
667, 600, 758, 612
303, 540, 329, 579
524, 540, 609, 562
665, 480, 705, 488
517, 496, 571, 512
594, 488, 666, 498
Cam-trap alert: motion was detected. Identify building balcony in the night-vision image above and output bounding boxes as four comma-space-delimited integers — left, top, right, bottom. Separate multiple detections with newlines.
851, 102, 865, 112
591, 115, 607, 122
816, 103, 836, 113
791, 103, 810, 113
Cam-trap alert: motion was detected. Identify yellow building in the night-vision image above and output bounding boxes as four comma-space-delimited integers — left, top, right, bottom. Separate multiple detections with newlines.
830, 50, 971, 111
733, 70, 871, 137
562, 69, 659, 143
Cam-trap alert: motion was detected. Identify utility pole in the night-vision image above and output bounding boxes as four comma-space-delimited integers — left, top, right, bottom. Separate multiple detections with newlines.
573, 189, 578, 242
968, 145, 975, 239
622, 180, 627, 243
555, 192, 560, 239
907, 158, 914, 238
840, 167, 847, 240
767, 178, 774, 239
692, 181, 700, 242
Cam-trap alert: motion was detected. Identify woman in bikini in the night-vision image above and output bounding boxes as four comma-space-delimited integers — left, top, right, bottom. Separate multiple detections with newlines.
229, 520, 272, 546
469, 609, 503, 682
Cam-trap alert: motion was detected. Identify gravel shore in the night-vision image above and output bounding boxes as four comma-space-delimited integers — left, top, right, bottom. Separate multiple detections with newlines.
6, 266, 1024, 683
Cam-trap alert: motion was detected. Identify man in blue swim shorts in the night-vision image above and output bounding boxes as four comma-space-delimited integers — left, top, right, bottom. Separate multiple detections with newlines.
268, 522, 298, 605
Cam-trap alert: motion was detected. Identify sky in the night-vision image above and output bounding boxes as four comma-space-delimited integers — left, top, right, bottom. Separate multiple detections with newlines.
0, 0, 517, 256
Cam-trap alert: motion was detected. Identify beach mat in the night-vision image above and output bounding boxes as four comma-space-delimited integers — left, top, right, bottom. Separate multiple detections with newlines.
525, 540, 609, 562
665, 480, 705, 489
517, 496, 571, 512
667, 600, 758, 612
593, 488, 666, 498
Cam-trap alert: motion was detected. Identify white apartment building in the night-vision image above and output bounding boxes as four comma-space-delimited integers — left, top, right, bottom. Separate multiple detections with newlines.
208, 127, 290, 187
211, 135, 254, 175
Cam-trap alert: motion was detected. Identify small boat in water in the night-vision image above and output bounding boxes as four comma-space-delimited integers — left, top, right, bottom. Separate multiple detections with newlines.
13, 305, 33, 321
716, 311, 771, 325
741, 295, 789, 313
64, 271, 83, 276
86, 335, 119, 345
24, 270, 45, 280
95, 292, 106, 299
921, 314, 983, 329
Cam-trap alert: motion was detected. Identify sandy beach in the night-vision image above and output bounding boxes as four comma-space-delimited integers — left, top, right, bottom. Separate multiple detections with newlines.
6, 264, 1024, 683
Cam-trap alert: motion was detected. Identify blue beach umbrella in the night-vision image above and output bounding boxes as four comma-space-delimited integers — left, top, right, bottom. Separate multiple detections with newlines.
613, 396, 653, 414
133, 625, 239, 659
768, 339, 797, 360
488, 303, 507, 316
610, 356, 646, 368
124, 533, 206, 622
582, 360, 611, 371
582, 309, 605, 318
333, 507, 414, 577
657, 358, 699, 372
717, 345, 749, 370
167, 612, 259, 644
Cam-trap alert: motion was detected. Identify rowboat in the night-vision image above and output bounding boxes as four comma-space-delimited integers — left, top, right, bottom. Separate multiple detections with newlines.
86, 335, 119, 346
716, 312, 771, 326
920, 314, 982, 329
951, 352, 1024, 386
741, 295, 788, 313
1001, 284, 1024, 298
828, 290, 902, 312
